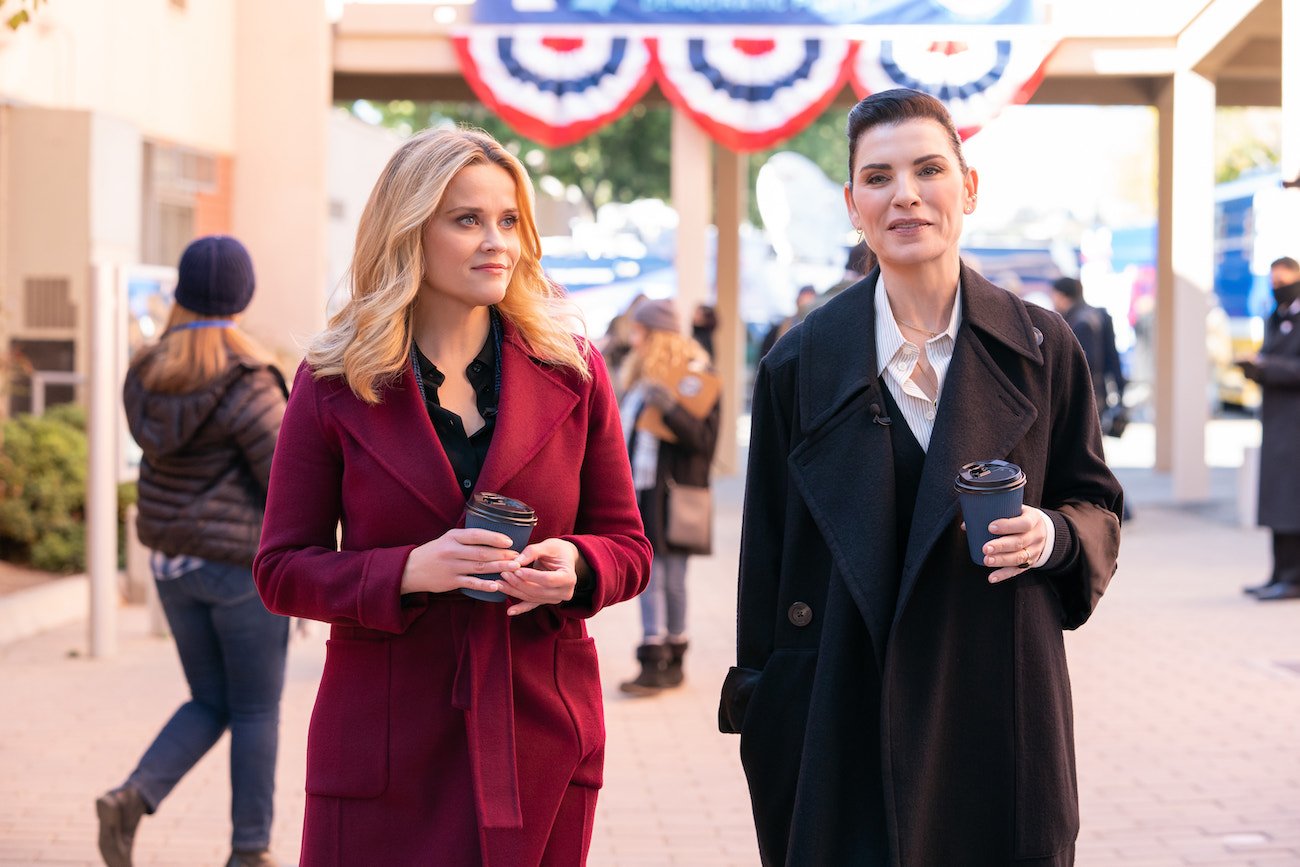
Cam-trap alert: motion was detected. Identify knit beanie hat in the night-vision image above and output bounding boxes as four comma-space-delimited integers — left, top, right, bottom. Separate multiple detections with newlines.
174, 235, 256, 316
632, 298, 682, 334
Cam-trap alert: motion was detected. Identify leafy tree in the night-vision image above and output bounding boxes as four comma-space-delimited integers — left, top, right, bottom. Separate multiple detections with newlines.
745, 106, 850, 224
2, 0, 45, 30
1215, 107, 1282, 184
347, 97, 861, 227
346, 99, 672, 214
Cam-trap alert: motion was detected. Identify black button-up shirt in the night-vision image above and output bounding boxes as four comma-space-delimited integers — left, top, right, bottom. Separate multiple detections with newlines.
413, 331, 498, 500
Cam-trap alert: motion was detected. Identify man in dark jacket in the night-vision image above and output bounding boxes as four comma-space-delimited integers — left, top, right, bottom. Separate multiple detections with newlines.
1052, 276, 1126, 431
1240, 256, 1300, 600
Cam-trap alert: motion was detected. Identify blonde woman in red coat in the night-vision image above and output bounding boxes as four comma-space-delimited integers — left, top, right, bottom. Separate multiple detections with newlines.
254, 128, 651, 866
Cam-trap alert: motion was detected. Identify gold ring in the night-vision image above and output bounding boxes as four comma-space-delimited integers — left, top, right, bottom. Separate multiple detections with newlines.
1018, 548, 1032, 569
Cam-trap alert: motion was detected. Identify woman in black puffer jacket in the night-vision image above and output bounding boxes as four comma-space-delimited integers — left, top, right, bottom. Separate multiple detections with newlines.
96, 236, 289, 867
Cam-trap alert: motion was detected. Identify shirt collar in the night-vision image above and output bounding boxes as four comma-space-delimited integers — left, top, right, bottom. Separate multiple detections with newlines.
874, 273, 963, 377
413, 319, 498, 397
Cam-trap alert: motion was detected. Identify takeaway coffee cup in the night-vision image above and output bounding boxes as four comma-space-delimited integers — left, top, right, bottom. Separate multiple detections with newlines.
955, 460, 1027, 566
461, 492, 537, 602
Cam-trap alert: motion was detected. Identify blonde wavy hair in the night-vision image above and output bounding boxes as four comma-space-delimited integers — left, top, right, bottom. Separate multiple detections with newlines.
620, 328, 710, 395
131, 306, 275, 394
307, 126, 589, 403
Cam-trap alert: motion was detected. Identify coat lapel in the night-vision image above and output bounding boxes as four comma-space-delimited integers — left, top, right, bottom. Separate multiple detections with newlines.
893, 265, 1042, 624
322, 321, 578, 531
787, 273, 899, 663
325, 362, 466, 531
476, 329, 580, 497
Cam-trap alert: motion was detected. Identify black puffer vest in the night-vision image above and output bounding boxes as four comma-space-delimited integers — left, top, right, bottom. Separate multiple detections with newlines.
123, 359, 287, 567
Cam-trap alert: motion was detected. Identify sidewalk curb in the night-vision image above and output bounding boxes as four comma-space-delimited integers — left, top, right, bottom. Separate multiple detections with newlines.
0, 574, 89, 646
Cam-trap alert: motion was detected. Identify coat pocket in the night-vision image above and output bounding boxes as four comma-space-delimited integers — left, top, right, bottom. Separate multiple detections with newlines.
305, 638, 390, 799
555, 636, 605, 788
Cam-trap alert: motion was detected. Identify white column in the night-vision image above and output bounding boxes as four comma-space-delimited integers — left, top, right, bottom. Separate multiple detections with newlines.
1282, 0, 1300, 182
671, 109, 712, 323
87, 263, 119, 658
1155, 70, 1215, 501
713, 147, 748, 476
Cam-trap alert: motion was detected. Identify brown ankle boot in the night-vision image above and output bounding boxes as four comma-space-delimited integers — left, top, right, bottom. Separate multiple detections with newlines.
95, 785, 149, 867
618, 644, 670, 696
663, 640, 688, 688
224, 849, 279, 867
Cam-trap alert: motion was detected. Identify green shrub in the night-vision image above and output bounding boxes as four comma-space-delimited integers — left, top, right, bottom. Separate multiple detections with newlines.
0, 406, 133, 574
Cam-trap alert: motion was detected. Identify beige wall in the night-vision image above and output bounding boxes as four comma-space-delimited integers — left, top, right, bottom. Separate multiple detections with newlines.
0, 0, 236, 152
3, 105, 92, 342
232, 0, 332, 361
326, 109, 403, 319
0, 0, 331, 376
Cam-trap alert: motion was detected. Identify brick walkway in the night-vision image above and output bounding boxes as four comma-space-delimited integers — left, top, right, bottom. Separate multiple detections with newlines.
2, 452, 1299, 865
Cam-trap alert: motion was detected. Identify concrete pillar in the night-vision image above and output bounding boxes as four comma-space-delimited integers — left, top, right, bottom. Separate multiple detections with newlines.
232, 0, 331, 362
87, 263, 119, 658
671, 109, 712, 322
713, 147, 747, 476
1283, 0, 1299, 182
1155, 70, 1214, 501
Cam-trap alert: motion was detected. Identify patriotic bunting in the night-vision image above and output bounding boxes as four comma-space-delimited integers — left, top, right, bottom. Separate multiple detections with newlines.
453, 30, 656, 148
851, 40, 1056, 139
452, 31, 1055, 150
649, 36, 855, 153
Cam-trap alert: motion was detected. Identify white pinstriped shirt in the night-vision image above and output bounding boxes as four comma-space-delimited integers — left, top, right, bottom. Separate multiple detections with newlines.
874, 275, 961, 453
874, 275, 1054, 567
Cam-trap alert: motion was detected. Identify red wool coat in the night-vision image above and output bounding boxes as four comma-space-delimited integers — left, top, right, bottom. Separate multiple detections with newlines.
254, 327, 651, 867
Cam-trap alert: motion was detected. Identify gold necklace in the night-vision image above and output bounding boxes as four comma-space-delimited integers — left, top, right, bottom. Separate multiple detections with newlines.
896, 318, 943, 338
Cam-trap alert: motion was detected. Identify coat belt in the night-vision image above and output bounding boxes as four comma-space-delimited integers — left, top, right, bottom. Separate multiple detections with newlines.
450, 600, 523, 830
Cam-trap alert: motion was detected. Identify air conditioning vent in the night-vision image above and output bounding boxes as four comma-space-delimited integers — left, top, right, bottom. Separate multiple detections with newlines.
23, 277, 77, 329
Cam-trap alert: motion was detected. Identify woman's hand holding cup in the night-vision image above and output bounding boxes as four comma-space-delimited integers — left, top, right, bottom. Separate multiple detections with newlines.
976, 506, 1049, 584
400, 528, 522, 596
496, 537, 582, 616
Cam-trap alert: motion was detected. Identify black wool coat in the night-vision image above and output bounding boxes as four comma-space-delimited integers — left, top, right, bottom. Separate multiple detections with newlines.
719, 265, 1122, 867
1247, 302, 1300, 532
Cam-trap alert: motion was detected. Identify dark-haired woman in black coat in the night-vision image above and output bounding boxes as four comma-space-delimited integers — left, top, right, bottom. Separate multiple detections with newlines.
720, 89, 1122, 866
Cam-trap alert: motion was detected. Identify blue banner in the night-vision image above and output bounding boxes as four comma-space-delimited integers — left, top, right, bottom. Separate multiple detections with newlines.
474, 0, 1040, 26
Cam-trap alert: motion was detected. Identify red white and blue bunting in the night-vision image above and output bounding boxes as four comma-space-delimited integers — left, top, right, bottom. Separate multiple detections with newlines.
454, 30, 655, 148
453, 32, 1056, 151
649, 36, 855, 153
851, 40, 1056, 139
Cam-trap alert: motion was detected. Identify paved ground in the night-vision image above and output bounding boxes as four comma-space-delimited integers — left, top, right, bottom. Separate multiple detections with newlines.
1, 422, 1298, 866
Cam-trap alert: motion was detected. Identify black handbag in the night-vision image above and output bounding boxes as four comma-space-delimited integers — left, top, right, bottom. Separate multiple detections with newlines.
1101, 404, 1130, 438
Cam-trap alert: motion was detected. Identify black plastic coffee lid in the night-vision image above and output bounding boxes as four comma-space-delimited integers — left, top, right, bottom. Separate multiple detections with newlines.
466, 492, 537, 525
955, 460, 1026, 493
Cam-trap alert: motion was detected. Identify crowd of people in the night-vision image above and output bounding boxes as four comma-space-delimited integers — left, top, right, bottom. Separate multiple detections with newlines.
99, 87, 1294, 867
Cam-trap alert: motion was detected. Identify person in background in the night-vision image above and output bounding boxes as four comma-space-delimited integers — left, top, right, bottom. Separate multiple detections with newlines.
597, 292, 648, 391
1052, 276, 1132, 520
98, 236, 289, 867
760, 285, 818, 359
1239, 256, 1300, 601
254, 127, 650, 866
721, 88, 1121, 865
1051, 276, 1127, 432
618, 299, 721, 696
693, 302, 718, 358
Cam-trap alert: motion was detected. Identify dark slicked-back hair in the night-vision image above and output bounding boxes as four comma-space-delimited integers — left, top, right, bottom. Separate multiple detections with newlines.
1270, 256, 1299, 271
1052, 276, 1084, 301
846, 88, 967, 184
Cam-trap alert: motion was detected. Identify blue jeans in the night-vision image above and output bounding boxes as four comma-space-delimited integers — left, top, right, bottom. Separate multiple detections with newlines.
639, 551, 689, 641
126, 562, 289, 851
